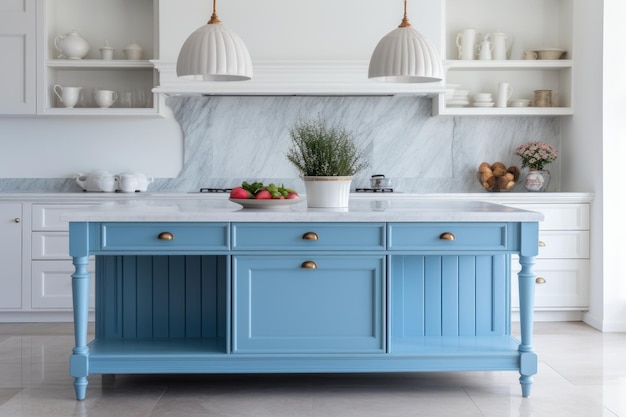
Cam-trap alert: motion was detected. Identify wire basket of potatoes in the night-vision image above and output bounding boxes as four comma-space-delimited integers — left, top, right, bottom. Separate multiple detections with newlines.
477, 162, 521, 192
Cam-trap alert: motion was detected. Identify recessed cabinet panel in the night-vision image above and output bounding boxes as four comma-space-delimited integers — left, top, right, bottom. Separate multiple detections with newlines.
31, 260, 95, 309
0, 0, 36, 115
32, 231, 71, 259
32, 204, 97, 230
233, 255, 385, 353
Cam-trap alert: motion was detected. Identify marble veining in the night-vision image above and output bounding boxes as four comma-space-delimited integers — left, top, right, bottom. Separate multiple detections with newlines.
0, 96, 561, 193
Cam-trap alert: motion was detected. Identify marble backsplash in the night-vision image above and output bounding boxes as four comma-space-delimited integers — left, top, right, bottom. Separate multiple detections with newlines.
0, 96, 561, 193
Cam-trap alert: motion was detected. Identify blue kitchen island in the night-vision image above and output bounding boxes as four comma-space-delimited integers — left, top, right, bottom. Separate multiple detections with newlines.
67, 198, 542, 400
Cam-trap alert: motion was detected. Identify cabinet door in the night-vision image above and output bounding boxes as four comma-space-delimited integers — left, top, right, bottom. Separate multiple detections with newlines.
233, 255, 385, 353
0, 0, 36, 114
0, 203, 23, 309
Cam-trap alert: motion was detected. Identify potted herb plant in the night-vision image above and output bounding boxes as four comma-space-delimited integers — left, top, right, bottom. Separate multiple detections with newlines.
286, 117, 369, 207
514, 141, 558, 192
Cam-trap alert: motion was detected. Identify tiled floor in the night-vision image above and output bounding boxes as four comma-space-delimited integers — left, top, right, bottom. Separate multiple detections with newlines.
0, 321, 625, 417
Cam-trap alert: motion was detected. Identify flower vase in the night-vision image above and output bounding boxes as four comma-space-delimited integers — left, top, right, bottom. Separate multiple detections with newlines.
524, 170, 550, 192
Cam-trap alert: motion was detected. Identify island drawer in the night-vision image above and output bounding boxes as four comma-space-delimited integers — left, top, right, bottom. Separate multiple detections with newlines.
100, 222, 229, 251
388, 223, 509, 251
232, 223, 385, 251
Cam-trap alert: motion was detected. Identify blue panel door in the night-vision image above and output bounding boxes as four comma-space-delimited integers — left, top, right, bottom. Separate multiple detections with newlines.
233, 256, 385, 353
390, 255, 510, 341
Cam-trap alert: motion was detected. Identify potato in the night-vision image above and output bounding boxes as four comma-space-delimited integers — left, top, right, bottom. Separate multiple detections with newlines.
479, 162, 492, 173
507, 166, 521, 181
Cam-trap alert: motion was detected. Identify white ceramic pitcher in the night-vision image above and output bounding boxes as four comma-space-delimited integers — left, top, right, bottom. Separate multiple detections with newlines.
492, 32, 512, 60
456, 29, 477, 60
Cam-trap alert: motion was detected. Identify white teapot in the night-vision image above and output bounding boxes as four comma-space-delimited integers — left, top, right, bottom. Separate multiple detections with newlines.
55, 30, 90, 59
74, 170, 116, 192
115, 171, 154, 192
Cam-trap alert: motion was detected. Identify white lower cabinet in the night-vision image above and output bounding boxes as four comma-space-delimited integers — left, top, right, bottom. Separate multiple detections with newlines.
0, 203, 23, 309
504, 201, 591, 318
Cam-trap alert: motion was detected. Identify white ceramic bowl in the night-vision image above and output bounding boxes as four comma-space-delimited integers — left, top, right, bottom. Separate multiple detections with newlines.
473, 93, 493, 102
509, 99, 531, 107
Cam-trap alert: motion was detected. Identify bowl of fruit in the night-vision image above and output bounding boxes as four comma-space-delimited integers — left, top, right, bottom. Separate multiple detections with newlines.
229, 181, 302, 208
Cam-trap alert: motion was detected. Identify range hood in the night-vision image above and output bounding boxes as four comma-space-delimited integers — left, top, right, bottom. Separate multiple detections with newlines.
151, 60, 446, 96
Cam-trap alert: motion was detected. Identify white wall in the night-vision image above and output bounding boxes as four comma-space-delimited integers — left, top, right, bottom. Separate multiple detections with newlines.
595, 0, 626, 331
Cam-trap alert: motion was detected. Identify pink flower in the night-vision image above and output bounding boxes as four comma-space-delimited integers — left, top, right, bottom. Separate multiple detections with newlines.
514, 141, 557, 171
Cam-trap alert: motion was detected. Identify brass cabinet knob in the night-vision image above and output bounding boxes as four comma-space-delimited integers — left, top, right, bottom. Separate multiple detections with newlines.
14, 218, 21, 223
439, 232, 455, 241
302, 232, 319, 240
538, 241, 546, 247
536, 277, 546, 284
157, 232, 174, 240
301, 260, 318, 269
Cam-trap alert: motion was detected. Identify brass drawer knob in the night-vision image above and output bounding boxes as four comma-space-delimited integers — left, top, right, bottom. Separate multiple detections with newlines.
538, 241, 546, 247
157, 232, 174, 241
439, 232, 455, 241
302, 232, 319, 240
301, 261, 318, 269
536, 277, 546, 284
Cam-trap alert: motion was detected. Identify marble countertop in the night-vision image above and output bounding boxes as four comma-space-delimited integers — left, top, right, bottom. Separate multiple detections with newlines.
60, 197, 544, 223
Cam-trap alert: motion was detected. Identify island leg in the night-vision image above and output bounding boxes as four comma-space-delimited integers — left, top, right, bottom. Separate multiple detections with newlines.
70, 255, 91, 400
517, 254, 538, 398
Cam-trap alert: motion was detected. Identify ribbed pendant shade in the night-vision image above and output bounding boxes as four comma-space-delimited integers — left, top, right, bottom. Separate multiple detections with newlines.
368, 1, 442, 83
176, 3, 252, 81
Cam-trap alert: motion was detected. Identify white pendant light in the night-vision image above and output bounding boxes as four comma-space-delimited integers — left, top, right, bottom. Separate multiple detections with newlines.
176, 0, 253, 81
368, 0, 443, 83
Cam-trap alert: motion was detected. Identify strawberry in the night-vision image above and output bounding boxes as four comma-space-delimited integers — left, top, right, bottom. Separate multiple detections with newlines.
287, 192, 299, 199
255, 190, 272, 199
229, 187, 251, 199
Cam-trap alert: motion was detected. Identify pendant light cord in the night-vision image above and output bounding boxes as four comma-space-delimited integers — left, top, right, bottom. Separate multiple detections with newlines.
399, 0, 412, 28
208, 0, 222, 24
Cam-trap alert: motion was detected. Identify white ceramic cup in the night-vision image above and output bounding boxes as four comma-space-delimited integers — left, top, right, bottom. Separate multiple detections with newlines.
496, 83, 513, 107
53, 85, 81, 108
94, 90, 118, 108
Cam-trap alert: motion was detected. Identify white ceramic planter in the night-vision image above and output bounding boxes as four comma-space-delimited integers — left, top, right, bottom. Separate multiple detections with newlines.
303, 176, 352, 208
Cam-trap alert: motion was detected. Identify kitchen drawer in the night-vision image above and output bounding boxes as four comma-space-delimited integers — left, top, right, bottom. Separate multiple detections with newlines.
232, 255, 385, 353
511, 259, 590, 309
31, 260, 95, 309
504, 204, 589, 231
232, 223, 385, 251
388, 223, 509, 251
100, 222, 229, 252
32, 204, 97, 231
32, 231, 70, 259
538, 231, 590, 259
